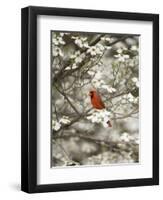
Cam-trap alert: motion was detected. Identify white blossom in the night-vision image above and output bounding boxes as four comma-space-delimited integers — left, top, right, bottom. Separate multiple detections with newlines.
135, 136, 139, 144
131, 45, 138, 51
75, 54, 85, 63
105, 46, 112, 50
59, 33, 64, 37
114, 47, 130, 62
72, 36, 89, 48
81, 143, 96, 153
65, 63, 78, 70
101, 85, 116, 93
87, 109, 111, 128
52, 47, 63, 57
52, 121, 61, 131
72, 63, 78, 69
132, 77, 139, 87
59, 32, 70, 37
94, 71, 103, 80
116, 48, 123, 54
75, 56, 82, 63
129, 60, 135, 67
52, 36, 65, 45
96, 43, 105, 51
87, 70, 95, 76
60, 32, 70, 36
59, 116, 71, 124
87, 43, 104, 56
127, 93, 134, 102
120, 132, 130, 142
92, 80, 104, 88
101, 36, 111, 42
65, 66, 71, 70
114, 53, 130, 62
87, 46, 99, 56
136, 82, 139, 88
70, 51, 85, 64
70, 50, 81, 59
132, 77, 137, 82
91, 71, 115, 90
125, 93, 138, 104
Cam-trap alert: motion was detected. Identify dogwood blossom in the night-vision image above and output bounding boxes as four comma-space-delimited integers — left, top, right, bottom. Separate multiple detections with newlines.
105, 46, 112, 50
101, 85, 116, 93
59, 32, 70, 36
72, 36, 89, 48
87, 43, 104, 56
65, 63, 78, 70
64, 66, 71, 71
120, 132, 131, 142
131, 45, 138, 51
70, 51, 85, 64
114, 53, 130, 62
52, 116, 71, 131
116, 48, 123, 54
52, 121, 61, 131
101, 36, 111, 42
59, 116, 71, 124
87, 70, 95, 76
114, 47, 130, 62
132, 77, 139, 87
53, 36, 65, 45
92, 80, 104, 88
52, 47, 63, 57
120, 132, 139, 144
70, 50, 81, 59
72, 63, 78, 69
125, 93, 138, 104
87, 109, 111, 128
87, 46, 99, 56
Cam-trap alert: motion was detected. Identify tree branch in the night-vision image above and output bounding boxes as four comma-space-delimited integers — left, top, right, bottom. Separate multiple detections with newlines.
54, 84, 80, 115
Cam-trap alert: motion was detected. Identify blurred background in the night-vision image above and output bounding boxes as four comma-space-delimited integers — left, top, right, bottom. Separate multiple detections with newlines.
51, 31, 139, 167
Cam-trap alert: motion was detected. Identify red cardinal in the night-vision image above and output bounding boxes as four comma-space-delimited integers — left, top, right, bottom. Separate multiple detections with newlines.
89, 90, 112, 127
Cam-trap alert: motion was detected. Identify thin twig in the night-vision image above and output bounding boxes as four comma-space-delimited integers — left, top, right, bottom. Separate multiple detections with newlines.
54, 84, 80, 115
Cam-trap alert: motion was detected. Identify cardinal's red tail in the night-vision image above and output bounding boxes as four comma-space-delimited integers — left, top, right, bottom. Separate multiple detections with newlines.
107, 120, 112, 127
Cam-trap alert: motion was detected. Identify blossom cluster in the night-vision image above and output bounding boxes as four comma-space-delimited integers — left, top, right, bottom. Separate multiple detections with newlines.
120, 132, 139, 144
87, 109, 111, 128
52, 33, 65, 57
87, 43, 105, 56
114, 45, 138, 63
122, 93, 139, 104
71, 36, 89, 48
52, 116, 71, 131
65, 50, 86, 70
132, 77, 139, 88
114, 47, 130, 62
91, 71, 116, 93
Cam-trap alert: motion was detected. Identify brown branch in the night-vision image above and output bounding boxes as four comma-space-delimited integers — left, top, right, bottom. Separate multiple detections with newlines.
53, 139, 79, 165
111, 109, 138, 120
54, 84, 80, 115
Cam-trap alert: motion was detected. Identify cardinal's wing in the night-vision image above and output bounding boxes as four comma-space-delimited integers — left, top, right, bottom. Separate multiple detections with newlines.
97, 93, 105, 108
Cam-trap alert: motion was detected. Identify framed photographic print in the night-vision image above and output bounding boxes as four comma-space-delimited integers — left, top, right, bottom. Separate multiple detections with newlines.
21, 6, 159, 193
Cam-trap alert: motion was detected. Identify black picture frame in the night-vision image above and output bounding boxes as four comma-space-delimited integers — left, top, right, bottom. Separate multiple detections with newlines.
21, 6, 159, 193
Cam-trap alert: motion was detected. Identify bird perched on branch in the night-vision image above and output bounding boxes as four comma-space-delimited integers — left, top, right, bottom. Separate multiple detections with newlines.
89, 90, 112, 127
